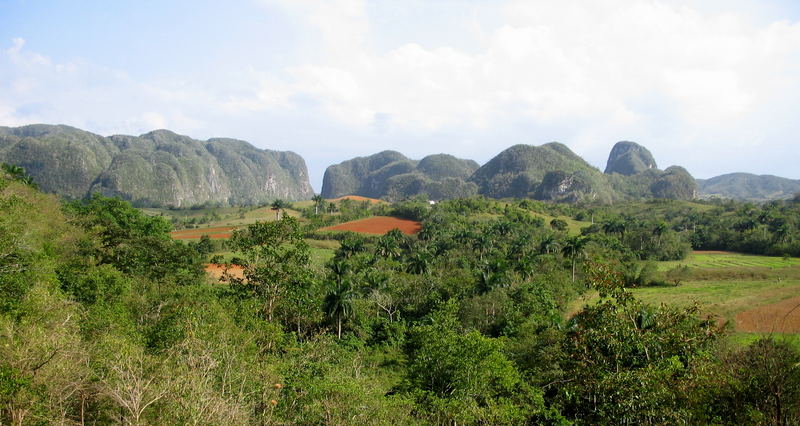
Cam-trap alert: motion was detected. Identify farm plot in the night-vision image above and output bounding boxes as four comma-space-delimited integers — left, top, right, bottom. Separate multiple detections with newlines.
320, 216, 421, 235
569, 252, 800, 344
658, 251, 800, 271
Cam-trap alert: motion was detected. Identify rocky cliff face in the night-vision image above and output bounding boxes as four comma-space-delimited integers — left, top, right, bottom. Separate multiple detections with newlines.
0, 124, 314, 207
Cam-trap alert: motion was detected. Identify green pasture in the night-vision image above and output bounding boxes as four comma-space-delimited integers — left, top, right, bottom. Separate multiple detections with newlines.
729, 332, 800, 352
629, 278, 800, 324
659, 252, 800, 271
568, 252, 800, 348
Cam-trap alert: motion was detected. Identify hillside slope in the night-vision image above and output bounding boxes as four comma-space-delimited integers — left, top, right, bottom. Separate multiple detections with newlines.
697, 173, 800, 201
321, 151, 479, 200
0, 124, 313, 207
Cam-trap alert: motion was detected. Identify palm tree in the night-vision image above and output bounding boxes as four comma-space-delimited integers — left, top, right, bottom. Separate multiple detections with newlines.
539, 235, 560, 255
562, 236, 588, 282
603, 218, 627, 239
271, 199, 286, 219
406, 249, 433, 275
323, 280, 356, 339
312, 194, 325, 215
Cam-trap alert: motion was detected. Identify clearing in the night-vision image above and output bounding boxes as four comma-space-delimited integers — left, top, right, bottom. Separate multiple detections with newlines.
321, 216, 421, 235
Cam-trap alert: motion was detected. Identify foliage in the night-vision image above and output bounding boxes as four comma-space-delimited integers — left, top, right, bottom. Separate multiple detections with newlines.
2, 171, 798, 424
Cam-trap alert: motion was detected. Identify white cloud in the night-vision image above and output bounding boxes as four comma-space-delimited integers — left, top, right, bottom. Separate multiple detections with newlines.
2, 0, 800, 187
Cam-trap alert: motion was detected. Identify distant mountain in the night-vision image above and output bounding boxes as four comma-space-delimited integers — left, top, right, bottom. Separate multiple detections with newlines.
321, 141, 699, 203
0, 124, 313, 207
321, 151, 479, 200
605, 141, 657, 175
470, 143, 615, 202
697, 173, 800, 201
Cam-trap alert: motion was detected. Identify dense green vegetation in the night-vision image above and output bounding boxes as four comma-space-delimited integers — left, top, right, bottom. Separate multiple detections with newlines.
697, 172, 800, 201
604, 140, 658, 175
320, 150, 479, 200
2, 164, 799, 424
0, 124, 314, 207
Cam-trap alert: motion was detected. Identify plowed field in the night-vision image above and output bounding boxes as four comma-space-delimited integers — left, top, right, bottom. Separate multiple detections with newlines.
171, 226, 236, 240
321, 216, 421, 235
736, 296, 800, 333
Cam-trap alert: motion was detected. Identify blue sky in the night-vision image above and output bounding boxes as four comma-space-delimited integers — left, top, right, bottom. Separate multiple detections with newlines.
2, 0, 800, 191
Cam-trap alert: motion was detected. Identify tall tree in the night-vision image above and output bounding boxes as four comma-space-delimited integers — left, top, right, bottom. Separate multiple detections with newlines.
227, 216, 311, 322
561, 236, 588, 282
311, 195, 325, 216
270, 199, 286, 219
323, 280, 355, 339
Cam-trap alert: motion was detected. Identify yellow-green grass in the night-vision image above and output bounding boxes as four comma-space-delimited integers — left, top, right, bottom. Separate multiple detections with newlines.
729, 332, 800, 351
568, 253, 800, 349
203, 239, 337, 270
529, 212, 591, 235
659, 252, 800, 272
630, 279, 800, 324
568, 277, 800, 324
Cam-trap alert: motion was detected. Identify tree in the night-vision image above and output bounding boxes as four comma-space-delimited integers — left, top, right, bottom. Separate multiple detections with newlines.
561, 236, 587, 282
322, 280, 355, 339
0, 164, 38, 189
549, 218, 568, 232
270, 199, 286, 220
311, 195, 325, 216
556, 262, 719, 423
227, 216, 311, 322
403, 301, 555, 423
603, 218, 627, 239
666, 265, 691, 286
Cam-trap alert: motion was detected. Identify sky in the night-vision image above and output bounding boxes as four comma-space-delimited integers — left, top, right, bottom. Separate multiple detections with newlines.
2, 0, 800, 191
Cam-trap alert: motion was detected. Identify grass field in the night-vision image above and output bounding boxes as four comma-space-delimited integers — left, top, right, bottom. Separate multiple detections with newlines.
569, 252, 800, 348
659, 251, 800, 271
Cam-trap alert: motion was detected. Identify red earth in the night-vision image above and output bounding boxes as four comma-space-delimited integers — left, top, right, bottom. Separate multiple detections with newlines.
204, 263, 245, 281
736, 296, 800, 333
321, 216, 421, 235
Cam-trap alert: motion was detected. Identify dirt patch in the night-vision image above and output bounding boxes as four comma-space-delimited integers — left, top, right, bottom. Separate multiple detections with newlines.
321, 216, 421, 235
171, 226, 236, 240
204, 263, 244, 281
736, 296, 800, 333
329, 195, 385, 204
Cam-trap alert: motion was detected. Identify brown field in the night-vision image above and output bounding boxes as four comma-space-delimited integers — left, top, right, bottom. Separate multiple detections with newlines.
329, 195, 385, 204
321, 216, 421, 235
204, 263, 244, 281
736, 296, 800, 333
171, 226, 236, 240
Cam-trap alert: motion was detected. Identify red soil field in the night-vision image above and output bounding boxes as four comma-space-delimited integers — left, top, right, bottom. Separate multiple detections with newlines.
171, 226, 236, 240
736, 296, 800, 333
321, 216, 421, 235
329, 195, 385, 204
204, 263, 245, 281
